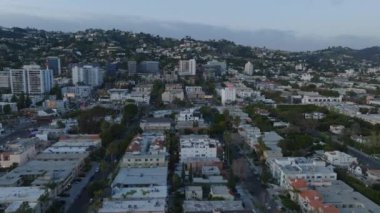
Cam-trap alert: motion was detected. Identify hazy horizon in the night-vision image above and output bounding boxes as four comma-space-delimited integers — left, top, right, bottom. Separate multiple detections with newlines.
1, 0, 380, 51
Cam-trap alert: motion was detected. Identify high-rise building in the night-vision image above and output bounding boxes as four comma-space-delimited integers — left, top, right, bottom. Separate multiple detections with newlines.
178, 59, 196, 76
128, 61, 137, 76
137, 61, 160, 74
206, 60, 227, 75
0, 69, 10, 91
244, 61, 254, 75
71, 65, 104, 87
9, 65, 54, 95
46, 56, 61, 76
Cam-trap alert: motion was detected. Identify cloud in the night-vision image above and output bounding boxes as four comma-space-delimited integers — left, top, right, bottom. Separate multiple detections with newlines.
0, 13, 379, 51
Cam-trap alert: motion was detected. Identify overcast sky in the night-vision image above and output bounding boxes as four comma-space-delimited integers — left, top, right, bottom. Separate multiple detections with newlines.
0, 0, 379, 51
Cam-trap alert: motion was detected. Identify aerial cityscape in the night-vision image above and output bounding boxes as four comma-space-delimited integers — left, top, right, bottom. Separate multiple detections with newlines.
1, 1, 380, 213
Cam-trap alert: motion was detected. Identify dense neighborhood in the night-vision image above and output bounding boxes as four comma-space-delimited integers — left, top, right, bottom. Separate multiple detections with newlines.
0, 26, 380, 213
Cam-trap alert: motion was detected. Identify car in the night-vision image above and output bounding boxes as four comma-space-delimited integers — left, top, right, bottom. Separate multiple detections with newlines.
95, 167, 100, 173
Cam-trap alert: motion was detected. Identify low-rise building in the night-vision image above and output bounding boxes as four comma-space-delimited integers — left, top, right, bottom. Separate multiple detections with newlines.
61, 85, 92, 99
0, 154, 86, 195
210, 185, 234, 200
180, 135, 219, 162
185, 186, 203, 200
161, 84, 184, 104
324, 151, 357, 167
0, 102, 18, 113
0, 139, 37, 168
185, 86, 205, 99
201, 166, 221, 176
220, 82, 236, 105
0, 186, 47, 213
330, 125, 345, 135
98, 199, 166, 213
112, 167, 168, 188
140, 118, 172, 131
120, 132, 167, 168
301, 95, 342, 104
183, 201, 245, 213
304, 112, 325, 120
268, 157, 337, 187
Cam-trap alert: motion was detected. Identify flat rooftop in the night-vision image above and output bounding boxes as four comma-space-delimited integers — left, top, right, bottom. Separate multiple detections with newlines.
43, 146, 89, 154
315, 180, 379, 212
211, 185, 230, 195
183, 201, 244, 212
0, 186, 45, 203
0, 158, 81, 186
125, 132, 165, 155
98, 199, 166, 213
112, 167, 167, 187
112, 186, 167, 200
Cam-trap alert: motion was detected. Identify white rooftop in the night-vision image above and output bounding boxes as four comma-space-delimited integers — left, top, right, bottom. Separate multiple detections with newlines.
112, 186, 167, 200
112, 167, 168, 187
183, 201, 244, 212
0, 186, 45, 203
98, 199, 166, 213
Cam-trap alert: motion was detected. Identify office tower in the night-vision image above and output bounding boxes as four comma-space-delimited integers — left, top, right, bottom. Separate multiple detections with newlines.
46, 56, 61, 76
206, 60, 227, 75
178, 59, 196, 76
128, 61, 137, 76
137, 61, 160, 74
9, 65, 54, 95
244, 61, 254, 75
0, 69, 10, 90
71, 65, 104, 87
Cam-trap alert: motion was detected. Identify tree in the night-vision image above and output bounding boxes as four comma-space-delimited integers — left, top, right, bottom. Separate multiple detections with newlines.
181, 163, 186, 182
227, 169, 236, 191
223, 131, 232, 164
15, 202, 33, 213
188, 164, 193, 183
25, 95, 32, 108
122, 104, 138, 123
3, 104, 11, 114
17, 92, 26, 109
11, 94, 18, 103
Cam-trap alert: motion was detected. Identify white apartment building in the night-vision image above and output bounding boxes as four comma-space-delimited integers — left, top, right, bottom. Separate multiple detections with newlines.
120, 132, 167, 168
72, 65, 104, 87
244, 61, 254, 75
10, 65, 54, 95
176, 108, 202, 122
178, 59, 196, 76
185, 86, 205, 99
324, 151, 357, 167
300, 73, 313, 81
61, 85, 92, 99
268, 157, 337, 187
107, 89, 129, 101
0, 70, 10, 89
180, 135, 219, 162
220, 83, 236, 105
161, 84, 184, 103
301, 95, 342, 104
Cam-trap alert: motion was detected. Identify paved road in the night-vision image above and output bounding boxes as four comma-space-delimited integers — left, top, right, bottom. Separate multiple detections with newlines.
67, 121, 140, 213
330, 136, 380, 169
63, 162, 99, 212
347, 146, 380, 169
234, 142, 281, 213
